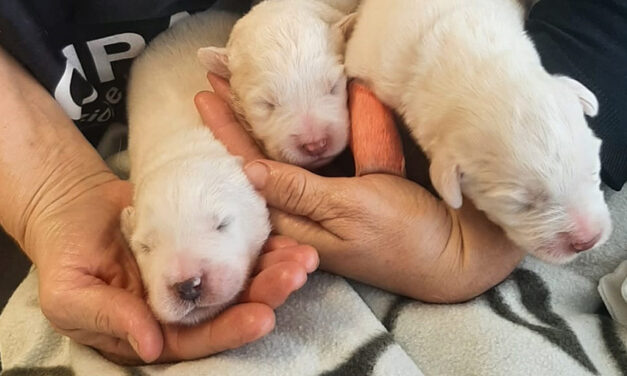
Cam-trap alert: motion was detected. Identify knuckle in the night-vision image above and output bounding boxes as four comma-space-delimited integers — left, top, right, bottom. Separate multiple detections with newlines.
277, 171, 309, 213
93, 308, 112, 334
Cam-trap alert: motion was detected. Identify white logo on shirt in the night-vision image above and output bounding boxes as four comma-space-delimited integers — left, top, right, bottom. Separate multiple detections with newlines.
53, 11, 190, 121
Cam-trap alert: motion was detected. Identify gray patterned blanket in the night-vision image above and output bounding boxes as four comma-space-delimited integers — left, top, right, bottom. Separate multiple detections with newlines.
1, 173, 626, 375
2, 1, 626, 371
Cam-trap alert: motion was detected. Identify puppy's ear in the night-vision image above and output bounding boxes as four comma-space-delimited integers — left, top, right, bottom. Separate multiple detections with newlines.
334, 12, 358, 40
555, 76, 599, 117
120, 206, 136, 242
198, 47, 231, 80
429, 154, 463, 209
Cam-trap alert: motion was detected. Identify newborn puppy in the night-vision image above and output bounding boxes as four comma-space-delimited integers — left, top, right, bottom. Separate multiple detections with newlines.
122, 10, 271, 325
344, 0, 612, 263
123, 0, 355, 325
198, 0, 354, 168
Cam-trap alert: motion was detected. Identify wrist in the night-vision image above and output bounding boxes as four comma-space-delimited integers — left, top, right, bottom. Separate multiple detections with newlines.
14, 152, 118, 266
434, 203, 525, 302
0, 46, 120, 262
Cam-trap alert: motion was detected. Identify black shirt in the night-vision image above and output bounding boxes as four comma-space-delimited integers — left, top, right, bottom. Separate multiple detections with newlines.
1, 0, 626, 190
526, 0, 627, 190
0, 0, 252, 144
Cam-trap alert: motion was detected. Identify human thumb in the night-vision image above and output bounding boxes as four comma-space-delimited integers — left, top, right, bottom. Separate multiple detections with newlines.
244, 160, 343, 221
64, 285, 164, 362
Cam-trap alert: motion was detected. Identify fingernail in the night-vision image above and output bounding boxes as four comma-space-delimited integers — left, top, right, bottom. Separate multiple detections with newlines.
245, 162, 269, 190
127, 334, 140, 356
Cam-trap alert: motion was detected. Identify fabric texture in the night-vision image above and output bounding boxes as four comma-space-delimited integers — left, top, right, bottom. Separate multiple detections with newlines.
0, 0, 625, 188
526, 0, 627, 190
0, 0, 251, 145
599, 260, 627, 327
1, 176, 626, 375
1, 1, 626, 375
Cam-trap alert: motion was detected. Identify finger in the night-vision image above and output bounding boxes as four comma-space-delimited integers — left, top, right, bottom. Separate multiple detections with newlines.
99, 349, 146, 367
243, 160, 348, 222
261, 235, 299, 253
99, 350, 144, 366
160, 303, 274, 361
207, 72, 232, 104
240, 261, 308, 308
194, 91, 264, 163
62, 330, 140, 364
255, 245, 319, 274
268, 209, 343, 258
50, 285, 163, 363
348, 81, 406, 177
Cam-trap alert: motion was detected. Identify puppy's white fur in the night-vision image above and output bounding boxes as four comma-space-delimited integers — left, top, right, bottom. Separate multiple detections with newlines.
123, 0, 358, 325
198, 0, 354, 168
123, 10, 270, 325
344, 0, 612, 263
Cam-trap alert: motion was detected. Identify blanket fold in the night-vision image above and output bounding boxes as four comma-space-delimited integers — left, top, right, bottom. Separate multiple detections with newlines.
1, 124, 626, 375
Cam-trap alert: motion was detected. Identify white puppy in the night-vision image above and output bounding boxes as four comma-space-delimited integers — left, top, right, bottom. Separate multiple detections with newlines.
122, 0, 355, 325
198, 0, 354, 168
344, 0, 612, 263
122, 10, 270, 325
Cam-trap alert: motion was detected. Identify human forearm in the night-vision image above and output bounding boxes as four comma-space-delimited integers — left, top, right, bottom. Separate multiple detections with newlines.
316, 211, 522, 304
0, 46, 116, 261
422, 202, 525, 302
303, 175, 524, 304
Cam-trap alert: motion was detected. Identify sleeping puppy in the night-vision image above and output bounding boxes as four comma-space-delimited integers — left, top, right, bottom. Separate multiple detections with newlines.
122, 11, 269, 326
198, 0, 355, 168
122, 1, 354, 325
344, 0, 612, 263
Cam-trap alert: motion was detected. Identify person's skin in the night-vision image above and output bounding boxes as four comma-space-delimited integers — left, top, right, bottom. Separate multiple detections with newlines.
195, 73, 527, 303
0, 46, 318, 365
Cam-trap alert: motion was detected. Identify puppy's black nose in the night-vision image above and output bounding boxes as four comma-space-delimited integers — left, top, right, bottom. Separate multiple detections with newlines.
174, 277, 202, 301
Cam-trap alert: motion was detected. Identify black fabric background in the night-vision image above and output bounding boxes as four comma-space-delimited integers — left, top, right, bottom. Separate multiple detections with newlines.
526, 0, 627, 190
0, 0, 625, 189
0, 0, 252, 144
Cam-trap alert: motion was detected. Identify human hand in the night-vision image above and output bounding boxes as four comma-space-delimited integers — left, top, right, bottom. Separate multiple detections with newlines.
27, 176, 317, 365
194, 73, 525, 302
0, 45, 317, 365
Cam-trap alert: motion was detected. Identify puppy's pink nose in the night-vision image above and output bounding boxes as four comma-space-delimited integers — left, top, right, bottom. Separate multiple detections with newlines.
570, 232, 602, 252
300, 138, 329, 157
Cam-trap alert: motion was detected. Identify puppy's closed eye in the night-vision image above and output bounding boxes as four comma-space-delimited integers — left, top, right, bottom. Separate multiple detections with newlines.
258, 100, 276, 113
136, 242, 152, 254
511, 189, 549, 213
513, 200, 536, 214
251, 98, 277, 120
216, 217, 232, 232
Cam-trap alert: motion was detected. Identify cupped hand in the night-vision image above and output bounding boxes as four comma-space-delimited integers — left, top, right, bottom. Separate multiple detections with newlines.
0, 44, 317, 366
194, 73, 525, 303
27, 162, 317, 366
